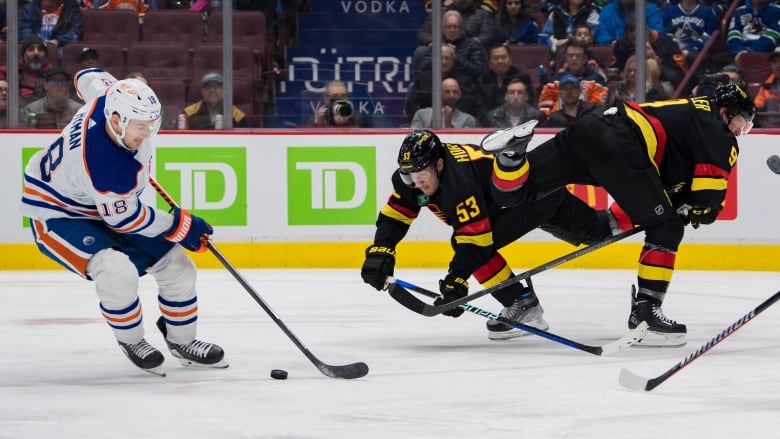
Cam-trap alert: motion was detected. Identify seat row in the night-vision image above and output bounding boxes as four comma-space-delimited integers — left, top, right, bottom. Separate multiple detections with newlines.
81, 8, 272, 72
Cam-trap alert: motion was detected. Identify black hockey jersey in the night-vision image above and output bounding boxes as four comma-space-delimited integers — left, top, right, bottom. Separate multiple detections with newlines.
373, 142, 500, 277
619, 97, 738, 210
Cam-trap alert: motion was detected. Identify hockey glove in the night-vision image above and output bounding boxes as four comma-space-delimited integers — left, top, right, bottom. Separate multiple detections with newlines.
361, 245, 396, 290
164, 207, 213, 252
435, 272, 469, 318
681, 205, 719, 229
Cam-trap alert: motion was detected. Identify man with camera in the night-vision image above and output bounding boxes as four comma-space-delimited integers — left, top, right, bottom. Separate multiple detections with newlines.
312, 80, 367, 127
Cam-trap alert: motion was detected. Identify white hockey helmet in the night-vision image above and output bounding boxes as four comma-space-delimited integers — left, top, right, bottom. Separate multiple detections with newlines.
103, 78, 162, 146
74, 67, 117, 102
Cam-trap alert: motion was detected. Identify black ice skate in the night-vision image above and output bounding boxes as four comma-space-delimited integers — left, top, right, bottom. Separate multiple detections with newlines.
117, 338, 166, 377
156, 317, 228, 368
628, 286, 687, 347
487, 290, 549, 340
480, 119, 538, 157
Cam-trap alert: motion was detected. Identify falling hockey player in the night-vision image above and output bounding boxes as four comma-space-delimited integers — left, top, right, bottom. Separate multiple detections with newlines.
482, 83, 756, 347
19, 68, 226, 376
361, 129, 623, 340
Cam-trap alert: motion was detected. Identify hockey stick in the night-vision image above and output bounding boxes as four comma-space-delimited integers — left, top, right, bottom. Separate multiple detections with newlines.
619, 291, 780, 392
395, 281, 648, 355
387, 226, 643, 317
149, 177, 369, 379
767, 155, 780, 174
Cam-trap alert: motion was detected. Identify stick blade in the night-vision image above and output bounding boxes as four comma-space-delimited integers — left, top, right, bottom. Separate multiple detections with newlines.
319, 361, 369, 379
387, 282, 433, 316
599, 322, 649, 356
618, 368, 651, 391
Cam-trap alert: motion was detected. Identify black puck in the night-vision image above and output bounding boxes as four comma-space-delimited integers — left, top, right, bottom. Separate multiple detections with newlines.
270, 369, 288, 380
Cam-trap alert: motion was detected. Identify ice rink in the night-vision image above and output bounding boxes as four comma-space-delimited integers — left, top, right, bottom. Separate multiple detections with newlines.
1, 268, 778, 438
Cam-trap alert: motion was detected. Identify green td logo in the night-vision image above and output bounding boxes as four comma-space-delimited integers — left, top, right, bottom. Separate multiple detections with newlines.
155, 147, 247, 226
287, 146, 376, 225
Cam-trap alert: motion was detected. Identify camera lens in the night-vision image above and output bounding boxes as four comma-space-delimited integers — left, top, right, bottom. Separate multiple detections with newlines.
332, 100, 353, 118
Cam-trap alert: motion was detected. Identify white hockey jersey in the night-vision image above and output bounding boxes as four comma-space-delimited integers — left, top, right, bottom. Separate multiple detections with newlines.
20, 95, 173, 237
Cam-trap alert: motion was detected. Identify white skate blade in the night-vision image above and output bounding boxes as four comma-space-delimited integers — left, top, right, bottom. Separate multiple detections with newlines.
175, 357, 230, 369
632, 329, 687, 348
488, 318, 550, 341
480, 120, 538, 152
140, 365, 167, 377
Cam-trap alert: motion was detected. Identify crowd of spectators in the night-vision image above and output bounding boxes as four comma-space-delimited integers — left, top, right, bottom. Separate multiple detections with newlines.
397, 0, 780, 129
3, 0, 780, 129
0, 0, 291, 129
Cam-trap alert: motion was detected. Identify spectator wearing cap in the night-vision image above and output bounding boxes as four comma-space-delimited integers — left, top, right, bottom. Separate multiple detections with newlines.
753, 48, 780, 126
21, 66, 83, 129
19, 0, 84, 60
541, 73, 598, 127
184, 73, 250, 129
538, 41, 607, 114
0, 35, 55, 105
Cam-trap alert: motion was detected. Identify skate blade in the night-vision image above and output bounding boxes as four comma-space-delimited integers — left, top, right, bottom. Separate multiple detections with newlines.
488, 318, 550, 340
141, 365, 167, 377
176, 357, 230, 369
632, 330, 687, 348
480, 120, 538, 152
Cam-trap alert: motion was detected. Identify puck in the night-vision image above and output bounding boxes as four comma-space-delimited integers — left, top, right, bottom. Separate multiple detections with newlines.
270, 369, 288, 380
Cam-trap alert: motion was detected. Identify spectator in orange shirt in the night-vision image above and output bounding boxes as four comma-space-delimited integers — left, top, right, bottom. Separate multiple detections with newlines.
753, 48, 780, 126
538, 41, 607, 114
99, 0, 148, 16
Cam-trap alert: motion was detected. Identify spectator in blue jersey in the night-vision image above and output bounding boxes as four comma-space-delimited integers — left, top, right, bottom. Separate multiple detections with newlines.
19, 0, 84, 60
663, 0, 718, 68
497, 0, 540, 45
595, 0, 663, 45
543, 0, 600, 54
727, 0, 780, 63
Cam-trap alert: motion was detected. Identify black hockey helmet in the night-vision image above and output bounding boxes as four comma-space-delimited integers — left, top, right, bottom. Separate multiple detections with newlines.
398, 130, 443, 174
711, 83, 756, 124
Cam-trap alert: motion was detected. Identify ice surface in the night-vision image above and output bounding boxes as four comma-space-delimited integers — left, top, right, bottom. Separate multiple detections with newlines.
1, 268, 778, 438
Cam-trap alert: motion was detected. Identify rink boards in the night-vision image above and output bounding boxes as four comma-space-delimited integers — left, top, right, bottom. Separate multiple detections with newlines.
2, 129, 779, 270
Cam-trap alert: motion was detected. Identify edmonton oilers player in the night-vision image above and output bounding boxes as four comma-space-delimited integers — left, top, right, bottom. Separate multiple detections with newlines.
20, 69, 225, 376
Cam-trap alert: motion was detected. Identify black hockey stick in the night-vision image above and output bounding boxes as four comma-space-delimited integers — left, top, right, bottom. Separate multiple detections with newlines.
767, 155, 780, 174
396, 281, 648, 355
619, 291, 780, 392
150, 177, 369, 379
387, 226, 643, 317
